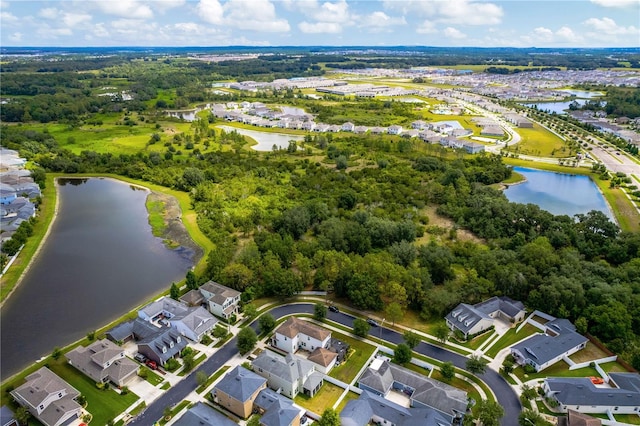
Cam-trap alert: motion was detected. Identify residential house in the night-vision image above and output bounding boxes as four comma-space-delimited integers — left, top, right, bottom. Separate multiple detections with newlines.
137, 327, 187, 365
301, 121, 316, 131
388, 125, 403, 135
543, 373, 640, 415
370, 127, 385, 134
341, 390, 453, 426
511, 318, 588, 372
139, 296, 217, 342
212, 366, 267, 419
307, 347, 337, 374
327, 337, 350, 363
462, 142, 486, 154
504, 113, 533, 128
411, 120, 428, 130
358, 359, 467, 421
172, 402, 237, 426
557, 410, 602, 426
10, 367, 83, 426
342, 122, 355, 132
272, 317, 331, 354
481, 125, 505, 137
65, 339, 138, 386
446, 296, 525, 339
252, 351, 323, 399
254, 388, 302, 426
0, 406, 18, 426
178, 289, 204, 307
354, 126, 368, 134
0, 184, 17, 205
327, 125, 340, 133
199, 281, 241, 320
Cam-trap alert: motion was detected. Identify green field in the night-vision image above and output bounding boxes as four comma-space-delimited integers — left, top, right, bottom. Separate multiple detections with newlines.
294, 382, 345, 415
328, 332, 377, 384
505, 124, 566, 157
485, 323, 539, 358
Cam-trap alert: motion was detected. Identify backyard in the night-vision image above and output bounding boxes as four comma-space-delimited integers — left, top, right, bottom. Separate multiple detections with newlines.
485, 323, 539, 358
294, 382, 345, 414
328, 332, 376, 383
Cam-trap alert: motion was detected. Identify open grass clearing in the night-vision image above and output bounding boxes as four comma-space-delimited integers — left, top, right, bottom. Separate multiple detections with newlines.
485, 323, 539, 358
568, 342, 611, 364
328, 332, 376, 384
614, 414, 640, 425
294, 382, 344, 415
504, 124, 566, 158
514, 362, 599, 382
599, 361, 630, 373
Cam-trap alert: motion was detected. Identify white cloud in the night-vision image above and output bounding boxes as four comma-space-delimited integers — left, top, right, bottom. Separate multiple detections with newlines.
443, 27, 467, 39
224, 0, 290, 32
39, 7, 60, 19
92, 23, 110, 38
9, 32, 22, 42
1, 11, 18, 22
590, 0, 638, 7
556, 26, 580, 43
416, 20, 437, 34
153, 0, 186, 12
533, 27, 554, 42
361, 11, 406, 31
313, 0, 352, 24
51, 28, 73, 36
63, 12, 92, 27
526, 26, 582, 45
197, 0, 224, 25
97, 1, 153, 19
384, 0, 502, 26
299, 21, 342, 34
584, 17, 639, 35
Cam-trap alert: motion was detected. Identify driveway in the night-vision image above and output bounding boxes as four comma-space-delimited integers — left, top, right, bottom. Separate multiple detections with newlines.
129, 303, 521, 426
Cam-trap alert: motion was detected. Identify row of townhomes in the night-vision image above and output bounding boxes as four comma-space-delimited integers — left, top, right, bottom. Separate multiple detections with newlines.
0, 148, 40, 246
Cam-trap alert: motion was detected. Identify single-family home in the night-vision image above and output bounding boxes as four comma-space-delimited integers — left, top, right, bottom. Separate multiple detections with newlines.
172, 401, 238, 426
481, 125, 505, 137
252, 351, 323, 399
543, 373, 640, 415
354, 126, 368, 134
388, 125, 403, 135
370, 127, 385, 135
272, 317, 331, 354
307, 347, 337, 374
212, 366, 267, 419
462, 142, 486, 154
137, 328, 187, 365
65, 339, 138, 386
0, 406, 18, 426
138, 297, 189, 323
254, 388, 303, 426
358, 359, 467, 421
342, 122, 355, 132
411, 120, 428, 130
301, 121, 316, 131
178, 289, 204, 307
10, 367, 83, 426
341, 390, 453, 426
511, 318, 588, 372
139, 296, 218, 342
199, 281, 241, 320
446, 296, 525, 339
557, 410, 602, 426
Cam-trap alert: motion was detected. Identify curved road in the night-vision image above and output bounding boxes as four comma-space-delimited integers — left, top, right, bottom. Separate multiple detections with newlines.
130, 303, 521, 426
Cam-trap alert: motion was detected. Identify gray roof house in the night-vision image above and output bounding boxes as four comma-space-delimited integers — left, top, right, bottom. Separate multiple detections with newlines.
10, 367, 83, 426
137, 327, 187, 365
199, 281, 241, 320
254, 388, 302, 426
172, 401, 237, 426
212, 366, 267, 419
511, 318, 588, 372
139, 296, 217, 342
543, 373, 640, 415
0, 405, 18, 426
106, 317, 160, 343
341, 390, 453, 426
65, 339, 138, 386
252, 351, 323, 399
179, 289, 205, 307
446, 296, 525, 339
358, 359, 467, 420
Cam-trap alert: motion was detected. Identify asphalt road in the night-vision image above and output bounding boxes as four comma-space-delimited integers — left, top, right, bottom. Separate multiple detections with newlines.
130, 303, 521, 426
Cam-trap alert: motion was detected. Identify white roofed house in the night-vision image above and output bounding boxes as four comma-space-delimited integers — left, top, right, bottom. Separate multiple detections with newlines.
252, 351, 323, 399
342, 122, 355, 132
10, 367, 83, 426
387, 125, 403, 135
199, 280, 241, 320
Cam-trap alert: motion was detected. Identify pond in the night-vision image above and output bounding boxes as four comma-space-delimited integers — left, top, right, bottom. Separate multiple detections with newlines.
523, 99, 588, 114
216, 125, 305, 151
0, 178, 192, 377
559, 89, 604, 99
504, 167, 614, 220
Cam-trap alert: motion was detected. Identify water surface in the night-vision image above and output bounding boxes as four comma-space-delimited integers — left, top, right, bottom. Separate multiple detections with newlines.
0, 178, 191, 377
504, 167, 614, 220
216, 125, 304, 151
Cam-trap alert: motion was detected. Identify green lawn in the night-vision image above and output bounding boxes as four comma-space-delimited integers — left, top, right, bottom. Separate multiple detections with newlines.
457, 330, 496, 350
140, 367, 164, 386
328, 332, 376, 384
614, 414, 640, 425
335, 391, 359, 414
504, 123, 567, 158
513, 363, 599, 382
197, 365, 230, 394
294, 382, 345, 415
485, 323, 539, 358
48, 361, 139, 425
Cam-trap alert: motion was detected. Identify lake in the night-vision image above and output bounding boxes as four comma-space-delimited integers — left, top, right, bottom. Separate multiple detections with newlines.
504, 167, 614, 220
523, 99, 587, 114
0, 178, 192, 377
216, 125, 304, 151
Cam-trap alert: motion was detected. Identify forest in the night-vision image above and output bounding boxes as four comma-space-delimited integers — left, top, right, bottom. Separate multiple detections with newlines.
2, 120, 640, 370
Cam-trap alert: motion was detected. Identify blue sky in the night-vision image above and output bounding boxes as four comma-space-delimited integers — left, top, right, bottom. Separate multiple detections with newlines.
1, 0, 638, 47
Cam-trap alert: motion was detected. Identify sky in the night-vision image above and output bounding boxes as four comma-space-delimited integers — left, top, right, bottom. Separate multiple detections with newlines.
1, 0, 639, 48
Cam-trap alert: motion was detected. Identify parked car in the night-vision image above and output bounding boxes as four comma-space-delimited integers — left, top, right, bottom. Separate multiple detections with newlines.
329, 305, 339, 313
145, 359, 158, 370
367, 318, 379, 327
134, 353, 146, 363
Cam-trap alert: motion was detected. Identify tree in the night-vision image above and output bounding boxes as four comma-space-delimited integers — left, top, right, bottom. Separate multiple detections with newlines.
403, 330, 421, 349
15, 406, 31, 425
435, 323, 450, 344
51, 347, 62, 360
475, 399, 505, 426
182, 354, 196, 372
185, 270, 197, 290
196, 370, 208, 387
237, 327, 258, 355
440, 361, 455, 381
314, 303, 327, 321
466, 355, 488, 375
86, 330, 96, 341
502, 359, 514, 375
385, 302, 404, 326
394, 343, 412, 365
519, 410, 552, 426
258, 314, 276, 334
243, 303, 258, 320
353, 318, 370, 337
170, 282, 180, 300
336, 155, 348, 170
317, 408, 341, 426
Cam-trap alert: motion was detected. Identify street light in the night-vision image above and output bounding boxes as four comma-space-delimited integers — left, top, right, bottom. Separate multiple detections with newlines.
380, 318, 385, 338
